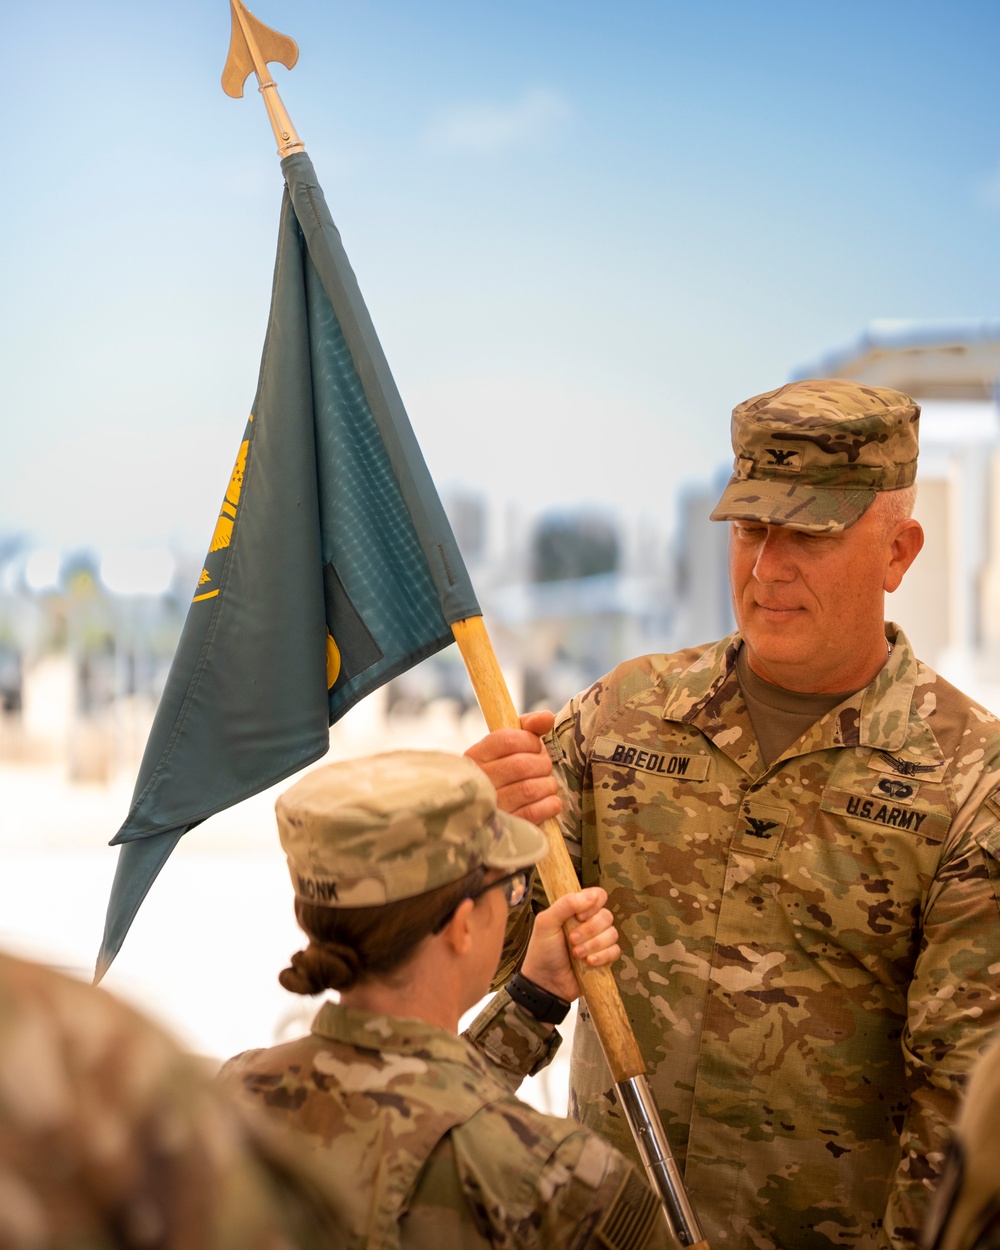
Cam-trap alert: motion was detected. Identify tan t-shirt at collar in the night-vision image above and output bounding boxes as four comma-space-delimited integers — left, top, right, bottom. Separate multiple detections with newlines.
736, 644, 863, 769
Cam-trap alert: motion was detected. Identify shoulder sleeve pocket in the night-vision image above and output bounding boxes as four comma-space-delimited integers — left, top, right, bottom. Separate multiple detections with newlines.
973, 822, 1000, 914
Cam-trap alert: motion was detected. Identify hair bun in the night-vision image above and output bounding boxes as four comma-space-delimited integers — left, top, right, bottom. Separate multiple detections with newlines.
278, 941, 362, 995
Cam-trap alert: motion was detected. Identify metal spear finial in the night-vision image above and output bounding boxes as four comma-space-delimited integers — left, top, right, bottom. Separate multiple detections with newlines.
222, 0, 304, 157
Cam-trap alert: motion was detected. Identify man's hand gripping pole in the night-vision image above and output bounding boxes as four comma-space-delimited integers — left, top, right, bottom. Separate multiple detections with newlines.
452, 615, 708, 1250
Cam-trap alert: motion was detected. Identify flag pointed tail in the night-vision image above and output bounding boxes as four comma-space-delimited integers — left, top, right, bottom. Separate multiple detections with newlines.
95, 831, 185, 983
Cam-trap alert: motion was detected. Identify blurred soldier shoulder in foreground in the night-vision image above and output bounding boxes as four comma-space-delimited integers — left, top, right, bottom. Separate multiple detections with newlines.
924, 1040, 1000, 1250
0, 949, 346, 1250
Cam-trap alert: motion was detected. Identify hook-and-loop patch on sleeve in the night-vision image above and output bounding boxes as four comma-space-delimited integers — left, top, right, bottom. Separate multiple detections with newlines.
974, 794, 1000, 915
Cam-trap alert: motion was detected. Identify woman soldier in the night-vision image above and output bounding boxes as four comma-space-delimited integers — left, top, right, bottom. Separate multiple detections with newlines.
221, 750, 670, 1249
923, 1040, 1000, 1250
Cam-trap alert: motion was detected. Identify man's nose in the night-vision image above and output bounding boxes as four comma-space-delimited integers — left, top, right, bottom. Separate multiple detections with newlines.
753, 529, 796, 582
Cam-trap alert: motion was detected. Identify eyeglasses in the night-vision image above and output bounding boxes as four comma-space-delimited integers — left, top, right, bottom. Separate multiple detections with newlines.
432, 866, 534, 933
467, 867, 534, 910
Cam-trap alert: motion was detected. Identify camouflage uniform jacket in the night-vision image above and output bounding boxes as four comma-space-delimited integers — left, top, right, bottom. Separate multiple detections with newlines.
0, 951, 347, 1250
477, 626, 1000, 1250
221, 993, 669, 1249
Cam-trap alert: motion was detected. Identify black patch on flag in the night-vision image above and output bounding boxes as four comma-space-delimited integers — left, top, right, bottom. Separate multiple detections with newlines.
323, 562, 384, 692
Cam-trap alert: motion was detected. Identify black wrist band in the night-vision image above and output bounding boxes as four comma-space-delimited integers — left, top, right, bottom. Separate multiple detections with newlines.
507, 971, 571, 1025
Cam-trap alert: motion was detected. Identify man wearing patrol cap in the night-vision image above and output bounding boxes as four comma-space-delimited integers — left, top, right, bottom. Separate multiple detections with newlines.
221, 750, 673, 1249
712, 377, 918, 534
466, 379, 1000, 1250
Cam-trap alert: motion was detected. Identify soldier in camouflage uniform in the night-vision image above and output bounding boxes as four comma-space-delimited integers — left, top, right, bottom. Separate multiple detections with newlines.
923, 1041, 1000, 1250
220, 750, 671, 1249
466, 379, 1000, 1250
0, 948, 347, 1250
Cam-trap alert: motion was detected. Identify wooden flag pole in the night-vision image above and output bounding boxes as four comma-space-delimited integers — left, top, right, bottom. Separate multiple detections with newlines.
452, 616, 707, 1249
223, 4, 706, 1242
450, 616, 645, 1070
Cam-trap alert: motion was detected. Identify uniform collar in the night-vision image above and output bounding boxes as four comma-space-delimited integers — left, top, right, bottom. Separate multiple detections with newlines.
852, 623, 944, 763
661, 634, 760, 773
310, 1000, 495, 1073
659, 624, 943, 771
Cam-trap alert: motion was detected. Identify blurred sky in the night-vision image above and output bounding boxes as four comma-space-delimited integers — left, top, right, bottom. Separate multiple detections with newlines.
3, 0, 1000, 560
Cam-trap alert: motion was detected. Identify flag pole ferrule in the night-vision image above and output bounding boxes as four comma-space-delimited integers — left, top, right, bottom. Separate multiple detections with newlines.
616, 1075, 708, 1248
258, 80, 304, 157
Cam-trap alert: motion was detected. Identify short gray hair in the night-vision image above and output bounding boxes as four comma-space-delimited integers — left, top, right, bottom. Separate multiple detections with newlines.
870, 484, 917, 533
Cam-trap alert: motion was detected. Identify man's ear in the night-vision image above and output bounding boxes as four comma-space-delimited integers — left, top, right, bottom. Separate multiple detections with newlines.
439, 898, 476, 957
885, 519, 924, 594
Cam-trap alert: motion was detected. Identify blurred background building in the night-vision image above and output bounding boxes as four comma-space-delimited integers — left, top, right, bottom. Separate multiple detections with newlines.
5, 319, 1000, 829
798, 320, 1000, 708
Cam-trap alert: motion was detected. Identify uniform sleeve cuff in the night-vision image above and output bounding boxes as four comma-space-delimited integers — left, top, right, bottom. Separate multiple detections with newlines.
463, 986, 562, 1086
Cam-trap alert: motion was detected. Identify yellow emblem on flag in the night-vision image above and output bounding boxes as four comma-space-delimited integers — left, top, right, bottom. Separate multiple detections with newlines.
326, 631, 342, 688
193, 567, 218, 603
209, 434, 250, 554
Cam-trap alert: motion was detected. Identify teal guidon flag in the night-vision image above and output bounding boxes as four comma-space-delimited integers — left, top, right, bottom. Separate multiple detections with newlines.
96, 152, 479, 978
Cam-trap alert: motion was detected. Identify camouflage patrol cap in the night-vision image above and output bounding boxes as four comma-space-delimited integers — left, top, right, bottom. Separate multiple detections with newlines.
710, 378, 920, 533
276, 750, 547, 908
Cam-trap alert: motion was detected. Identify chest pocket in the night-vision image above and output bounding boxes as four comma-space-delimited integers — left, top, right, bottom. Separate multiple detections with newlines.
587, 733, 721, 894
785, 782, 950, 964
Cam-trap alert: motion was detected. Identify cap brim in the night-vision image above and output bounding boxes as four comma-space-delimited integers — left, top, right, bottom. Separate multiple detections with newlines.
709, 478, 876, 533
483, 811, 548, 872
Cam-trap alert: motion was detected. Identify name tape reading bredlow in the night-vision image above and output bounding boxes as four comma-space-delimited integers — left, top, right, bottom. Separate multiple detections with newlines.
594, 737, 711, 781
